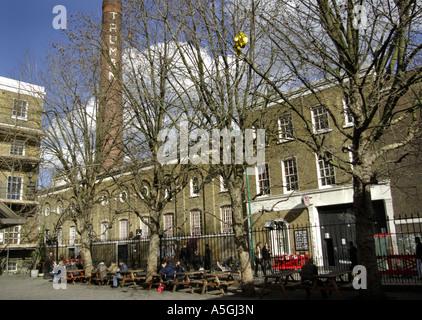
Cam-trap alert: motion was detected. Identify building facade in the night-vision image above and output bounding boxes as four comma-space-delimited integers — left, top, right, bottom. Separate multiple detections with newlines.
38, 76, 421, 271
0, 76, 45, 274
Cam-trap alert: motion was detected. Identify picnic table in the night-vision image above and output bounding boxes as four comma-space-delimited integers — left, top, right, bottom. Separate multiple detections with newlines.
120, 270, 146, 288
201, 271, 241, 296
260, 270, 301, 299
66, 269, 86, 285
171, 271, 205, 294
309, 270, 352, 300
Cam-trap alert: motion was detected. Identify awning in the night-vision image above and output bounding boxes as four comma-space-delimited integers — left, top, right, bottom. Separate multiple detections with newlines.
0, 201, 26, 229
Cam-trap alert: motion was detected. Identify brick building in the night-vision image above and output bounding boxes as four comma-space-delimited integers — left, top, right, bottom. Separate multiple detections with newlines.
0, 75, 44, 274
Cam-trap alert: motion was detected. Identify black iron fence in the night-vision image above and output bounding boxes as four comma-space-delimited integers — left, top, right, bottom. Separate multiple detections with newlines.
44, 215, 422, 284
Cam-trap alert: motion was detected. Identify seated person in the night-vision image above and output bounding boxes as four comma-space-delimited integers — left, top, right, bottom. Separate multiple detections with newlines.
300, 258, 327, 299
159, 260, 181, 281
112, 260, 129, 288
68, 260, 80, 276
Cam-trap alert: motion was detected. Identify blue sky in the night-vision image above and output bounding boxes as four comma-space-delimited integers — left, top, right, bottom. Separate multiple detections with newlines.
0, 0, 102, 79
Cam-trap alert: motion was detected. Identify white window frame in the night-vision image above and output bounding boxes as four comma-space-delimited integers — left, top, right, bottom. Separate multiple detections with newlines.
44, 205, 51, 216
140, 217, 149, 239
311, 105, 331, 133
190, 176, 200, 197
256, 163, 271, 196
7, 176, 23, 200
278, 113, 294, 142
316, 154, 336, 188
101, 222, 109, 242
12, 98, 28, 120
10, 139, 25, 156
57, 228, 63, 245
220, 175, 228, 192
190, 210, 202, 236
163, 214, 174, 237
1, 226, 20, 245
56, 204, 63, 215
343, 99, 354, 128
282, 158, 299, 193
220, 206, 233, 234
69, 226, 76, 245
119, 219, 128, 240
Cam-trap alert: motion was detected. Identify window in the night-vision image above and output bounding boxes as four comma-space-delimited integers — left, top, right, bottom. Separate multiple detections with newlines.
44, 206, 50, 216
343, 99, 354, 127
56, 204, 63, 215
10, 139, 25, 156
256, 163, 271, 196
7, 176, 23, 200
1, 226, 20, 244
12, 99, 28, 119
163, 214, 174, 237
101, 222, 108, 242
120, 219, 128, 240
190, 210, 202, 236
278, 114, 294, 142
119, 191, 128, 203
69, 226, 76, 245
100, 194, 109, 206
317, 154, 336, 188
220, 175, 228, 192
221, 206, 233, 234
57, 228, 62, 245
140, 217, 149, 238
190, 176, 200, 197
282, 158, 299, 192
268, 219, 290, 256
311, 105, 330, 133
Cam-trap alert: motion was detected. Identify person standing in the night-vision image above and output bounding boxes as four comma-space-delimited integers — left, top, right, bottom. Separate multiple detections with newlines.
262, 242, 273, 274
204, 244, 212, 271
416, 237, 422, 279
254, 242, 266, 277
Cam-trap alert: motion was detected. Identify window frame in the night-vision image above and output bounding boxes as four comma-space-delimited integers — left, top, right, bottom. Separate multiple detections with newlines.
311, 105, 331, 133
282, 158, 299, 193
12, 98, 28, 120
256, 163, 271, 196
316, 154, 336, 188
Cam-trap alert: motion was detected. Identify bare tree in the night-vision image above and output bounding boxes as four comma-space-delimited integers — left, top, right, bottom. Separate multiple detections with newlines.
38, 15, 120, 276
148, 0, 287, 296
244, 0, 422, 298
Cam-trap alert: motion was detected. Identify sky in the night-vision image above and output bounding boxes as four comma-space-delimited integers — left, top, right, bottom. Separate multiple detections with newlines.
0, 0, 103, 80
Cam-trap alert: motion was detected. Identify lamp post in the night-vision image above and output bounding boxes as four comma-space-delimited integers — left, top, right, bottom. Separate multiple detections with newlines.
159, 230, 164, 264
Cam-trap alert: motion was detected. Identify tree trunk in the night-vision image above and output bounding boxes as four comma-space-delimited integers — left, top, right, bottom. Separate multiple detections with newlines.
80, 228, 93, 277
353, 176, 385, 299
146, 232, 160, 283
229, 176, 255, 297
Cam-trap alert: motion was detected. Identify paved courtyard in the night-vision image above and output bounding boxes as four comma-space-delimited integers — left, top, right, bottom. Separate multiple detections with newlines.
1, 274, 421, 301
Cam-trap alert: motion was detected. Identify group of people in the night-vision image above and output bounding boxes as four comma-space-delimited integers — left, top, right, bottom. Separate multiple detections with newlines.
179, 243, 212, 271
254, 242, 273, 277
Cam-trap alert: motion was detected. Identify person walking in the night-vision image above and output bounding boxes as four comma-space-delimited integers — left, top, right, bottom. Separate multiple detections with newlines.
254, 242, 266, 277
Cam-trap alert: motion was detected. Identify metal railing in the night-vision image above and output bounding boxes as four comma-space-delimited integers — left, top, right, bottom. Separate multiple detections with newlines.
44, 215, 422, 284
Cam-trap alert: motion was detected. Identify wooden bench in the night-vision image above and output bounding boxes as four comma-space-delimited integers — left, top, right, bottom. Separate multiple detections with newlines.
66, 270, 86, 285
120, 270, 146, 288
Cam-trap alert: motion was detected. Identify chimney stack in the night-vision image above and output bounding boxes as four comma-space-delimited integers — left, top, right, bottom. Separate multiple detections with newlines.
98, 0, 123, 170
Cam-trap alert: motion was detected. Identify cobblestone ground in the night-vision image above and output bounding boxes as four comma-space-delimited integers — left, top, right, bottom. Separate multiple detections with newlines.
1, 274, 421, 301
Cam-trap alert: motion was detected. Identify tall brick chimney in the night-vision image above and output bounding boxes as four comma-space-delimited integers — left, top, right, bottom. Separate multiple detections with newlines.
98, 0, 124, 170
